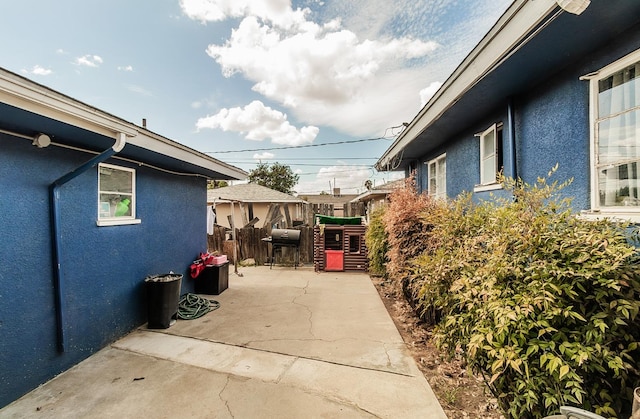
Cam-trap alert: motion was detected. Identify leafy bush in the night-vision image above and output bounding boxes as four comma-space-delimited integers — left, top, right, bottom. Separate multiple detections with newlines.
382, 176, 441, 309
386, 168, 640, 418
365, 206, 389, 277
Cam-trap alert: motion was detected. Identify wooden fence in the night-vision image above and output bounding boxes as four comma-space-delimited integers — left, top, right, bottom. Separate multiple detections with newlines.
309, 202, 366, 218
208, 225, 315, 266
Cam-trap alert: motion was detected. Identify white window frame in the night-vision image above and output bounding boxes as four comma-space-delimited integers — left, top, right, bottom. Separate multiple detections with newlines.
426, 153, 446, 200
480, 124, 498, 185
582, 48, 640, 222
97, 163, 141, 226
474, 123, 503, 193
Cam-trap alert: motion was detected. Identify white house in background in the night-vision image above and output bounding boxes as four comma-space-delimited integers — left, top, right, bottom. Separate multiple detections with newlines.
208, 183, 307, 229
351, 179, 405, 223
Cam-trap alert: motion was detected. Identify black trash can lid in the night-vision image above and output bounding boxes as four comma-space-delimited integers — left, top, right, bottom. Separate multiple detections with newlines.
145, 274, 183, 283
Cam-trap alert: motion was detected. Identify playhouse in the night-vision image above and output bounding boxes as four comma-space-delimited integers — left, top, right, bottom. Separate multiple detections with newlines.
313, 215, 368, 272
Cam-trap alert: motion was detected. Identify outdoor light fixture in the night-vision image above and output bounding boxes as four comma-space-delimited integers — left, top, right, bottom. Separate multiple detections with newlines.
32, 133, 51, 148
557, 0, 590, 15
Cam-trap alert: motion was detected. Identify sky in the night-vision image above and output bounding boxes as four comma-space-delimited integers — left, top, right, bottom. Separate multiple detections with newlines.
0, 0, 511, 195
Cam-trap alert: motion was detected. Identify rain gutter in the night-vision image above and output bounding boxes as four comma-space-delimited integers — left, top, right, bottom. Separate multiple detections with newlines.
50, 133, 126, 352
508, 98, 517, 179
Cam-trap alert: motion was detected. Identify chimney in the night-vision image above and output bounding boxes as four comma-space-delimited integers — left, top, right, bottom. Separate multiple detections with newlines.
333, 188, 340, 197
142, 118, 147, 128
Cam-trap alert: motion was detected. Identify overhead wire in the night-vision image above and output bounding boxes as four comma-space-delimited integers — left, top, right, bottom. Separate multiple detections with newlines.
206, 136, 393, 154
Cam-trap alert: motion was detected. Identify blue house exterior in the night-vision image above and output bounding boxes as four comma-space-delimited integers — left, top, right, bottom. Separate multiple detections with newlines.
0, 68, 246, 407
377, 0, 640, 224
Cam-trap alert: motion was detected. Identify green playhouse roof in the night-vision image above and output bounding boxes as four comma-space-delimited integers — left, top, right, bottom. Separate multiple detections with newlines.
315, 214, 362, 225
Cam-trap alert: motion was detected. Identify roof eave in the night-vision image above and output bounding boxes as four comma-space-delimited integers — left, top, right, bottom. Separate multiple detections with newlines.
129, 129, 247, 180
376, 0, 559, 171
0, 67, 247, 180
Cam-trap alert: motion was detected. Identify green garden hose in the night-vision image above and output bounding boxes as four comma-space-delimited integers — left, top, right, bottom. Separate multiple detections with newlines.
177, 293, 220, 320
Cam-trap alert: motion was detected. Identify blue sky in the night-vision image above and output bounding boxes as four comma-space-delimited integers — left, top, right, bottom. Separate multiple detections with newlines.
0, 0, 511, 194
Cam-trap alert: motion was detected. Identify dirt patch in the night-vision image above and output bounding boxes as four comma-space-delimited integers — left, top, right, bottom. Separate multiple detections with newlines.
371, 276, 504, 419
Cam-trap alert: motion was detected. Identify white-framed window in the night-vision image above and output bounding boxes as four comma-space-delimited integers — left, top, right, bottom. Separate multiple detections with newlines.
475, 123, 503, 192
585, 48, 640, 220
427, 153, 446, 200
480, 124, 498, 184
97, 163, 140, 226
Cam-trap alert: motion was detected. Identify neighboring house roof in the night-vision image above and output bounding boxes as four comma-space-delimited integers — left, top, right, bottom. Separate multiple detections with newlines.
0, 67, 247, 180
207, 183, 305, 204
351, 179, 405, 203
376, 0, 640, 172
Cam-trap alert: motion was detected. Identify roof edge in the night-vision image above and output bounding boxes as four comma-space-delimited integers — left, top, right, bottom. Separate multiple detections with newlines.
376, 0, 561, 171
0, 67, 247, 180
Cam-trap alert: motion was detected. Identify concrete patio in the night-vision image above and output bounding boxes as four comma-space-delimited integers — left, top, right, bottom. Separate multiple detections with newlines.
1, 266, 447, 418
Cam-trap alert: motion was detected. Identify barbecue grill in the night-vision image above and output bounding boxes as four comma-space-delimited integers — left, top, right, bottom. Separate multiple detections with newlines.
263, 228, 301, 269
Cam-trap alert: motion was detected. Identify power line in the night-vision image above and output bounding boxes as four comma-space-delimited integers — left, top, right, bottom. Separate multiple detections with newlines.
296, 168, 375, 175
206, 136, 391, 154
226, 157, 379, 161
227, 162, 376, 167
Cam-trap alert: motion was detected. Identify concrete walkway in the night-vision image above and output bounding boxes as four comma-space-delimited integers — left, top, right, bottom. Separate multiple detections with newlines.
1, 266, 447, 419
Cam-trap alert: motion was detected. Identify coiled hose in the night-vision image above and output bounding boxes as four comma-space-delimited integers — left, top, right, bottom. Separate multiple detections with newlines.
177, 293, 220, 320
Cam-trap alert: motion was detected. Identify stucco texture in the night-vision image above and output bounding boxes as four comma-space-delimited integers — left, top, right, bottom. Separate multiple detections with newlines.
0, 134, 207, 407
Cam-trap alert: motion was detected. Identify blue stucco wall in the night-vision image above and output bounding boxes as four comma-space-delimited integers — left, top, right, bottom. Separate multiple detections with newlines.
516, 65, 590, 209
416, 23, 640, 211
0, 134, 206, 407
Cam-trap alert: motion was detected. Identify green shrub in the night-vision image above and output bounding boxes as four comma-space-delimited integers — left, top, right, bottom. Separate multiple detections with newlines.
365, 206, 389, 277
391, 168, 640, 418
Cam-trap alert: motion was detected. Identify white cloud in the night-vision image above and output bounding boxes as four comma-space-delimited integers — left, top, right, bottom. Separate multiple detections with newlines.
75, 55, 103, 67
253, 152, 275, 160
184, 0, 510, 137
126, 84, 152, 96
297, 167, 404, 194
186, 1, 438, 137
118, 65, 133, 72
419, 81, 443, 108
180, 0, 308, 29
296, 164, 371, 194
22, 65, 52, 76
196, 100, 319, 146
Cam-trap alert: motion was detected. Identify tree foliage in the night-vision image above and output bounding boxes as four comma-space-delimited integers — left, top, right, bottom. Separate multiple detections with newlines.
207, 180, 228, 189
247, 162, 299, 194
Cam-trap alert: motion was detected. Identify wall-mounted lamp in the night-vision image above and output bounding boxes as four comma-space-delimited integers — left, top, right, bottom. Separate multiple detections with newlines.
32, 133, 51, 148
557, 0, 590, 15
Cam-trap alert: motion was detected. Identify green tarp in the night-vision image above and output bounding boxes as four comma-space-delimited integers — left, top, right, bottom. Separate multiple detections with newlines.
315, 214, 362, 225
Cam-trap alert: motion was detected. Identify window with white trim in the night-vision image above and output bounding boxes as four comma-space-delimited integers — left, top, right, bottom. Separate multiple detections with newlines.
427, 153, 446, 200
98, 163, 139, 226
479, 123, 504, 185
588, 49, 640, 213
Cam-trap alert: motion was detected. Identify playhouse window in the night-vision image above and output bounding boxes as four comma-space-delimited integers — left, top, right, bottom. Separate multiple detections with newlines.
97, 163, 140, 226
348, 235, 360, 254
586, 48, 640, 220
427, 153, 446, 200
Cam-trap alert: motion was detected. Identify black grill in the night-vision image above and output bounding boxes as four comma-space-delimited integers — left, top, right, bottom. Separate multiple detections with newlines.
263, 229, 301, 269
271, 229, 301, 245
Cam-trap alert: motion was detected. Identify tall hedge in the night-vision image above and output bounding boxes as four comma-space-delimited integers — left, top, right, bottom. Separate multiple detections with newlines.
385, 169, 640, 418
364, 206, 389, 277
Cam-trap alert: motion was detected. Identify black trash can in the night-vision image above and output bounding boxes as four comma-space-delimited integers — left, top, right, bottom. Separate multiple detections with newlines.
145, 273, 182, 329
